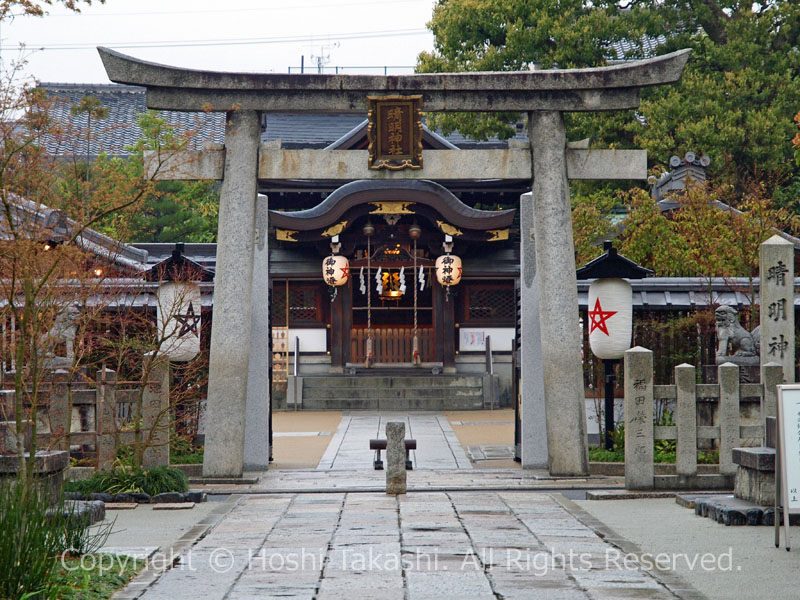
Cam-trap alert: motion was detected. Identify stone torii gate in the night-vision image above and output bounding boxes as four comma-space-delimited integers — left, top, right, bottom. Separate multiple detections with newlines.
99, 47, 689, 478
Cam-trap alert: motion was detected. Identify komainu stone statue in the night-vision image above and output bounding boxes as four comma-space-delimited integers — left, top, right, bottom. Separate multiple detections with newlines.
715, 305, 760, 366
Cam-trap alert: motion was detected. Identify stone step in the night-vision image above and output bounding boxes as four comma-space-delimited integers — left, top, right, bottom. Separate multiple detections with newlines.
302, 386, 483, 401
301, 375, 484, 389
300, 396, 485, 410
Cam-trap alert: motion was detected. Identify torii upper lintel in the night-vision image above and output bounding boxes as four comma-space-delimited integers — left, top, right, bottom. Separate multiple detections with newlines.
97, 47, 690, 114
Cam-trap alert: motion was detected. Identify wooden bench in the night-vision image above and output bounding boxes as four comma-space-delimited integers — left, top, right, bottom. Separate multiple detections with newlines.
369, 438, 416, 471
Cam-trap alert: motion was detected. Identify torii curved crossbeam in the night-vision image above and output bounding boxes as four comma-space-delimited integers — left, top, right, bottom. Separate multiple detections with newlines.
98, 47, 690, 113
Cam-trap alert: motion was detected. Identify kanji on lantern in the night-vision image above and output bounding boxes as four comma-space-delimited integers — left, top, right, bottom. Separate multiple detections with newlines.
435, 254, 462, 287
322, 255, 349, 287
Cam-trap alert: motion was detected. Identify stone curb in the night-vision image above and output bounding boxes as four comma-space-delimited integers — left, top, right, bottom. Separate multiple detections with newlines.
191, 483, 627, 496
110, 494, 243, 600
587, 490, 723, 501
552, 493, 710, 600
679, 493, 800, 527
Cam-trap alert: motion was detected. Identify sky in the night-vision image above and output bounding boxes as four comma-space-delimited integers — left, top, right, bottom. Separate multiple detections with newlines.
1, 0, 436, 84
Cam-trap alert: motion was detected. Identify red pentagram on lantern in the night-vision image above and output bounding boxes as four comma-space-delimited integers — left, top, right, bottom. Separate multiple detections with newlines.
588, 298, 617, 336
339, 265, 350, 280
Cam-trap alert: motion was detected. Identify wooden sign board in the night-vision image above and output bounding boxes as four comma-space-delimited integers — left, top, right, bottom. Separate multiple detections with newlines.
775, 384, 800, 550
367, 95, 423, 170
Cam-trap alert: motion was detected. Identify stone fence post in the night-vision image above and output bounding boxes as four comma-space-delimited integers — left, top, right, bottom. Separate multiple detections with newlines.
141, 357, 170, 468
717, 362, 739, 476
96, 368, 117, 471
48, 370, 70, 451
624, 347, 654, 490
674, 363, 697, 477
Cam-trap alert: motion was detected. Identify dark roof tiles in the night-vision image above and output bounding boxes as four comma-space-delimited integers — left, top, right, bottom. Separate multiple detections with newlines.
39, 83, 527, 154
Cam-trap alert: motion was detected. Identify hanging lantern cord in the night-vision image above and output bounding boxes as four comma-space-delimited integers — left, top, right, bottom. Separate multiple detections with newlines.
366, 235, 372, 368
412, 239, 420, 365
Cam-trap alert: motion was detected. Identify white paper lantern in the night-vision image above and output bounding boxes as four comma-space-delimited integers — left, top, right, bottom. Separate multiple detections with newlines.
588, 278, 632, 360
157, 281, 201, 362
435, 254, 462, 287
322, 255, 350, 287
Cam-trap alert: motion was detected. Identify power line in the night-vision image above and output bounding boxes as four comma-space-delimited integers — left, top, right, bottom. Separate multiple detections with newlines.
1, 28, 430, 52
24, 0, 429, 19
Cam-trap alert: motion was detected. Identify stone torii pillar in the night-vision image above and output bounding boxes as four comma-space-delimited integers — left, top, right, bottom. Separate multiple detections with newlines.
202, 110, 261, 477
99, 47, 690, 478
528, 111, 588, 474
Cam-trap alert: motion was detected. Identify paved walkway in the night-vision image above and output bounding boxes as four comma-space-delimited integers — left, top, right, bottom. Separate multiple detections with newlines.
126, 491, 678, 600
318, 412, 472, 470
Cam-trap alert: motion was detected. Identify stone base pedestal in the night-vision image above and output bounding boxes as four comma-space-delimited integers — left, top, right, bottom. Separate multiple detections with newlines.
707, 358, 759, 383
0, 421, 32, 454
732, 447, 775, 506
0, 451, 69, 502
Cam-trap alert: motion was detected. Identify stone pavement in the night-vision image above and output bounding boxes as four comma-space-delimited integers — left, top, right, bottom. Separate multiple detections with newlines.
317, 412, 471, 470
578, 497, 800, 600
194, 468, 621, 494
125, 491, 681, 600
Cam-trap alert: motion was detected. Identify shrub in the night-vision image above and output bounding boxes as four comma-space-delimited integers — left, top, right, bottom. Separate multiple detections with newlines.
170, 433, 204, 464
0, 479, 113, 599
171, 447, 204, 465
65, 465, 188, 497
0, 481, 64, 600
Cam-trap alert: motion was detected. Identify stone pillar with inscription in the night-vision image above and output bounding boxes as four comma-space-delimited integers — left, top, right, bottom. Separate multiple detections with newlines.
385, 421, 407, 495
624, 347, 654, 490
759, 235, 795, 384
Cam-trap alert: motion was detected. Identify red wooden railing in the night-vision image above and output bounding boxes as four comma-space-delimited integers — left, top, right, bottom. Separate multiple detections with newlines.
350, 327, 435, 364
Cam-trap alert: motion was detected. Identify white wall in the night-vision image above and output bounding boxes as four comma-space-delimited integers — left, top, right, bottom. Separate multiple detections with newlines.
289, 328, 327, 353
458, 327, 515, 351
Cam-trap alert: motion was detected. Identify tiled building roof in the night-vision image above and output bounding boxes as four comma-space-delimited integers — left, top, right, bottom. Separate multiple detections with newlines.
1, 192, 148, 270
41, 83, 225, 157
39, 83, 527, 155
607, 35, 669, 60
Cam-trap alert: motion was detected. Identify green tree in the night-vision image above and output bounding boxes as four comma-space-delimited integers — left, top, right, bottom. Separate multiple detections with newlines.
56, 110, 219, 242
418, 0, 800, 198
613, 187, 687, 276
126, 179, 219, 243
571, 188, 618, 266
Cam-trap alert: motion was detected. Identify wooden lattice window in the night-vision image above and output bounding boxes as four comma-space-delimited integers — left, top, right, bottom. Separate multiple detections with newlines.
272, 283, 323, 327
462, 284, 515, 325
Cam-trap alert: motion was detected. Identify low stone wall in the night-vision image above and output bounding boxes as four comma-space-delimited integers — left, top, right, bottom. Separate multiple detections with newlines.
0, 450, 69, 501
623, 347, 780, 491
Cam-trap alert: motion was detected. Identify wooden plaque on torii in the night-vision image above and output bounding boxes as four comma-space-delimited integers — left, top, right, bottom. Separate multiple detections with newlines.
367, 95, 423, 171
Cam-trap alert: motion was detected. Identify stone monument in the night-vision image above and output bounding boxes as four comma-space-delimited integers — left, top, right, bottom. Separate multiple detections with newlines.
759, 235, 795, 385
385, 422, 407, 495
